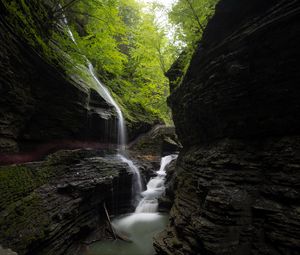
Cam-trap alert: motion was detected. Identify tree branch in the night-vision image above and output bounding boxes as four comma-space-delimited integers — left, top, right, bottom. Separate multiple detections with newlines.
184, 0, 205, 33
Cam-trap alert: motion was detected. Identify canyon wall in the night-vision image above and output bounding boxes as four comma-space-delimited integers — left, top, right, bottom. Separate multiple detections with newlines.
155, 0, 300, 254
0, 149, 133, 255
0, 4, 118, 153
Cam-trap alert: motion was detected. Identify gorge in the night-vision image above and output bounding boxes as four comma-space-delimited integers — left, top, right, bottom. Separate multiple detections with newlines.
0, 0, 300, 255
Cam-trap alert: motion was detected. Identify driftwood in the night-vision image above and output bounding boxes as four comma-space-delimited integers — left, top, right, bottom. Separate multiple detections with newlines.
103, 202, 132, 243
103, 202, 117, 240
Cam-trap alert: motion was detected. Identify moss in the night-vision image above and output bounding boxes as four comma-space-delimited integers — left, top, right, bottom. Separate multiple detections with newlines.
4, 0, 51, 54
0, 192, 50, 253
0, 164, 51, 211
3, 0, 169, 136
0, 150, 97, 252
0, 150, 90, 212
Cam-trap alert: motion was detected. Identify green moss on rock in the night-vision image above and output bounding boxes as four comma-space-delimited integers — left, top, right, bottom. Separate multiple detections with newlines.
0, 192, 50, 254
0, 164, 51, 211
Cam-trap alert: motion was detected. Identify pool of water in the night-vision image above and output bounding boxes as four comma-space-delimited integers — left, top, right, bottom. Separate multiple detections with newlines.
85, 212, 168, 255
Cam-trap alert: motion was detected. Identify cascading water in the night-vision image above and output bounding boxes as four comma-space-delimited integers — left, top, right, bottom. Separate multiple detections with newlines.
86, 155, 178, 255
61, 12, 177, 255
117, 154, 143, 206
61, 13, 141, 201
88, 63, 126, 150
135, 155, 176, 213
61, 11, 127, 149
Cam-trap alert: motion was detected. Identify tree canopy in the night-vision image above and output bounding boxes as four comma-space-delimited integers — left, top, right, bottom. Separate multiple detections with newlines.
169, 0, 218, 51
56, 0, 177, 124
3, 0, 218, 125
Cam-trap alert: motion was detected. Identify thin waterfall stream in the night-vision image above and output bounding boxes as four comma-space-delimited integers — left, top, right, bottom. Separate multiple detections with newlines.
62, 14, 176, 255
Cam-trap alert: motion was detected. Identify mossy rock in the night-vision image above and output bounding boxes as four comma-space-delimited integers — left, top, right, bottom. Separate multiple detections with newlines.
0, 192, 50, 254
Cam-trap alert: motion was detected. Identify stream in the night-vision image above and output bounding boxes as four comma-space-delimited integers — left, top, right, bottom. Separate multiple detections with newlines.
61, 14, 176, 255
85, 155, 177, 255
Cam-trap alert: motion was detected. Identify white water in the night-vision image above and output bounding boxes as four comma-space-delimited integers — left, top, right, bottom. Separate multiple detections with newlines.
86, 155, 177, 255
62, 9, 142, 207
135, 155, 177, 213
88, 64, 126, 149
117, 154, 143, 206
61, 13, 176, 255
61, 12, 127, 149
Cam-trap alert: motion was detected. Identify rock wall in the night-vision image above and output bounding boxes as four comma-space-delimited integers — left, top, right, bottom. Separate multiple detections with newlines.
0, 149, 133, 255
155, 0, 300, 254
0, 8, 118, 154
169, 0, 300, 146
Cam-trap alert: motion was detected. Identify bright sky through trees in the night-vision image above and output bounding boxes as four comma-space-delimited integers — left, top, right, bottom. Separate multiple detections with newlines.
142, 0, 177, 9
138, 0, 178, 42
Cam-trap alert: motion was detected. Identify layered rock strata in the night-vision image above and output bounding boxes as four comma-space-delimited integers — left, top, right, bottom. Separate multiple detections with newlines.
155, 0, 300, 254
0, 149, 132, 255
0, 10, 117, 153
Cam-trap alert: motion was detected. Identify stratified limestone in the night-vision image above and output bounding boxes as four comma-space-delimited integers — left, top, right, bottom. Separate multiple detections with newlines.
155, 0, 300, 254
154, 138, 300, 255
0, 149, 133, 255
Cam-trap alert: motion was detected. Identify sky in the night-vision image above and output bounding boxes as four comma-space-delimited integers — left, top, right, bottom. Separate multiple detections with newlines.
139, 0, 178, 40
141, 0, 177, 9
139, 0, 178, 22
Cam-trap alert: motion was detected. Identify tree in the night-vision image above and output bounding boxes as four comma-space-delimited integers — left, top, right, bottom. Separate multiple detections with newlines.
61, 0, 176, 123
169, 0, 218, 50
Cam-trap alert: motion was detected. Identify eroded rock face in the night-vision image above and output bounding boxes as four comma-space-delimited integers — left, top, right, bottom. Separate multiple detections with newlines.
169, 0, 300, 146
154, 138, 300, 255
0, 149, 133, 255
0, 11, 117, 154
155, 0, 300, 254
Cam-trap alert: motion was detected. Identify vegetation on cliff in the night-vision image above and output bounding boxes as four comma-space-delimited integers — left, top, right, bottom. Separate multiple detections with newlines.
167, 0, 218, 90
1, 0, 218, 126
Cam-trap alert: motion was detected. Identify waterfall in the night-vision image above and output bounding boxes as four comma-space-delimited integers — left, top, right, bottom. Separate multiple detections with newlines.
88, 64, 126, 150
60, 11, 127, 149
61, 13, 141, 205
135, 155, 177, 213
117, 154, 143, 206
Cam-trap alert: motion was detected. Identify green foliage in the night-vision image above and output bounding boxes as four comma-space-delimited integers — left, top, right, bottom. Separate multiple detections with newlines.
167, 0, 219, 91
3, 0, 178, 125
169, 0, 219, 50
63, 0, 176, 124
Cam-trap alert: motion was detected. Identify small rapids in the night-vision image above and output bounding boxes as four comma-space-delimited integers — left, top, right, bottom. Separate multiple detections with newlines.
85, 155, 177, 255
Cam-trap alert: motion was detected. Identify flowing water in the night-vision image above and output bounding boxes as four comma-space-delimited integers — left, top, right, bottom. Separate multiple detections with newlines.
117, 154, 143, 206
61, 11, 127, 150
135, 155, 176, 213
88, 64, 126, 150
61, 13, 177, 255
85, 155, 177, 255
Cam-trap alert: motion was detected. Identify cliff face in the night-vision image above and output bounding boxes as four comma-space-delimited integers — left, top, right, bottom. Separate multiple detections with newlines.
155, 0, 300, 254
170, 0, 300, 146
0, 10, 118, 154
0, 149, 133, 255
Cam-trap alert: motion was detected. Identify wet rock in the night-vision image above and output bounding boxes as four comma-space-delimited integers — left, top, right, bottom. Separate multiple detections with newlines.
128, 125, 181, 184
129, 125, 181, 157
155, 0, 300, 254
0, 245, 17, 255
155, 138, 300, 255
169, 0, 300, 147
0, 9, 117, 154
158, 159, 177, 212
0, 149, 133, 255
